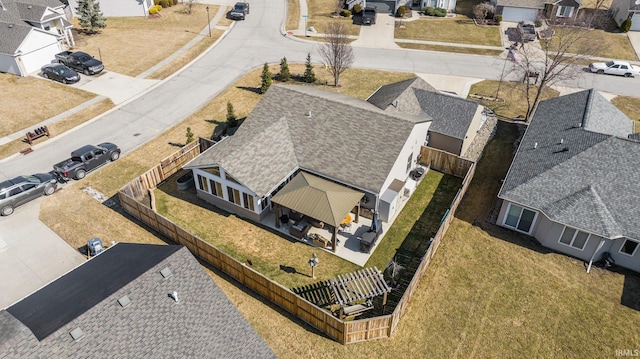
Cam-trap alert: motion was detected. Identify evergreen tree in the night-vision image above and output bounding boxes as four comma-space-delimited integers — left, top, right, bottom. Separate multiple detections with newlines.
279, 57, 291, 82
76, 0, 107, 34
260, 63, 272, 94
226, 101, 237, 128
185, 127, 195, 143
303, 53, 316, 83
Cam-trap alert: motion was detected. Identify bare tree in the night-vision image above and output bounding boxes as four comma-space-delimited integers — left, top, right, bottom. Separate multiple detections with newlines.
508, 12, 608, 121
318, 21, 354, 87
182, 0, 198, 14
473, 2, 495, 23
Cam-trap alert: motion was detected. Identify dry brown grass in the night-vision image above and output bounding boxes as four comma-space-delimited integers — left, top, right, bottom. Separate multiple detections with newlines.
305, 0, 360, 36
542, 27, 638, 61
469, 80, 560, 119
611, 95, 640, 132
146, 31, 222, 80
395, 17, 502, 46
286, 0, 300, 32
71, 4, 222, 76
0, 74, 96, 137
397, 42, 504, 56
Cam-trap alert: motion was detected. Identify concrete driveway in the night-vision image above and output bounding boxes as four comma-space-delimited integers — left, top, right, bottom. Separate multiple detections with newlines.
71, 71, 161, 105
0, 198, 85, 309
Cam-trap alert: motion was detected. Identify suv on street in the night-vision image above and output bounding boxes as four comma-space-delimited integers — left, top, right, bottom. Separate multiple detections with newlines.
0, 173, 57, 216
229, 2, 250, 20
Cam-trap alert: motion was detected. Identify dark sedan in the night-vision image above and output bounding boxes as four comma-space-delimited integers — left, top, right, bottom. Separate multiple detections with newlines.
41, 64, 80, 84
0, 173, 58, 216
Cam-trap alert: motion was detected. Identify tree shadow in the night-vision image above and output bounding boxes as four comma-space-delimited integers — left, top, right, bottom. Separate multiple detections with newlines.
236, 86, 261, 94
621, 271, 640, 311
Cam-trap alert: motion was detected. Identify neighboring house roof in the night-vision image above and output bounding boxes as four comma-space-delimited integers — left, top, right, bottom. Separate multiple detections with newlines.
0, 243, 276, 358
271, 171, 364, 227
498, 89, 640, 240
368, 77, 481, 140
0, 0, 65, 54
186, 84, 429, 196
496, 0, 546, 9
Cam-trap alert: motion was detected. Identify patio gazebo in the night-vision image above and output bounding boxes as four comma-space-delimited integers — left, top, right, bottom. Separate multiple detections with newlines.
271, 171, 364, 252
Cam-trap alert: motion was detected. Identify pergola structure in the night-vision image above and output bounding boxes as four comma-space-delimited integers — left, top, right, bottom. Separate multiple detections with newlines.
271, 171, 364, 252
327, 267, 391, 318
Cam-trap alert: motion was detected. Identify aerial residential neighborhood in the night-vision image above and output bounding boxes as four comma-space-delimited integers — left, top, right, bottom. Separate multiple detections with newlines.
0, 0, 639, 357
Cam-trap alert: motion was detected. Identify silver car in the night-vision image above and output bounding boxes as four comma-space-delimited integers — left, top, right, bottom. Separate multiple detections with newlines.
0, 174, 57, 216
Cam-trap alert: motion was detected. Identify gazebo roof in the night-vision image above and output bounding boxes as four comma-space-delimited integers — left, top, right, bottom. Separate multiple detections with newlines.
271, 172, 364, 227
328, 267, 391, 306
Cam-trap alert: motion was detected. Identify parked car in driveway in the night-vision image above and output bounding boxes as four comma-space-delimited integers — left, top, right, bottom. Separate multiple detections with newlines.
589, 60, 640, 77
229, 2, 250, 20
41, 64, 80, 84
53, 143, 121, 181
362, 7, 377, 25
55, 51, 104, 75
0, 173, 57, 216
517, 21, 536, 42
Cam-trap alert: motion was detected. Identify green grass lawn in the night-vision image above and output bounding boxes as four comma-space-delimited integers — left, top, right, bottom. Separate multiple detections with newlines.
395, 17, 502, 46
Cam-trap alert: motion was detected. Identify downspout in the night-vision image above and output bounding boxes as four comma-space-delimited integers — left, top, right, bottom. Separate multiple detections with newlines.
586, 238, 606, 273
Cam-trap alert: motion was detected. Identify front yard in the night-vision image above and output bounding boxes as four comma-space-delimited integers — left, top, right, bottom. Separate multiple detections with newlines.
395, 17, 502, 46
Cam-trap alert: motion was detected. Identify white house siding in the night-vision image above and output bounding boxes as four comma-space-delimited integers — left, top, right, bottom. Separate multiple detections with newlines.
607, 238, 640, 272
611, 0, 631, 27
377, 121, 430, 210
0, 54, 21, 76
68, 0, 150, 17
18, 30, 63, 75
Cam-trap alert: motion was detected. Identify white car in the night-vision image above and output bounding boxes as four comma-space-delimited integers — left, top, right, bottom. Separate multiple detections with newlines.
589, 60, 640, 78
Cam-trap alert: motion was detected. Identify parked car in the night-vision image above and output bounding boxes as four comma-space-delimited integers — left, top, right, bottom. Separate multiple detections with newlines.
517, 21, 536, 42
87, 237, 105, 257
55, 51, 104, 75
362, 7, 377, 25
589, 60, 640, 78
53, 143, 121, 181
0, 173, 57, 216
41, 64, 80, 84
229, 2, 250, 20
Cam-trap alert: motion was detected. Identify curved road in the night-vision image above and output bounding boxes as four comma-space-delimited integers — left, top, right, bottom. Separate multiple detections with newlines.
0, 0, 638, 179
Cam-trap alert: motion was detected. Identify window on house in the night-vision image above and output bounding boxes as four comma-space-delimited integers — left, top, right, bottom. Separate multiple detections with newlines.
203, 166, 221, 177
557, 6, 573, 17
227, 187, 241, 205
209, 179, 222, 197
197, 174, 209, 193
44, 25, 50, 31
558, 227, 590, 250
620, 239, 639, 256
406, 153, 413, 173
242, 192, 255, 211
503, 204, 537, 233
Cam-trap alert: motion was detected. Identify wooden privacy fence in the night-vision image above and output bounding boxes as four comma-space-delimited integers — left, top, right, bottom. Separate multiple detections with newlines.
118, 142, 476, 344
420, 146, 474, 178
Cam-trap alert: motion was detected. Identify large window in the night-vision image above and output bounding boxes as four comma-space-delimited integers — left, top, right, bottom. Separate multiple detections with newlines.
203, 166, 221, 177
558, 227, 590, 250
197, 174, 209, 193
620, 239, 639, 256
242, 192, 255, 211
557, 6, 573, 17
504, 203, 537, 233
406, 152, 413, 173
209, 179, 223, 198
227, 187, 241, 205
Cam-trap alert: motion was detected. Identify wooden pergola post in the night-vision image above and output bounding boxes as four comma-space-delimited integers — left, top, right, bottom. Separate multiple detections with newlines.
355, 204, 360, 224
274, 204, 281, 228
331, 226, 337, 252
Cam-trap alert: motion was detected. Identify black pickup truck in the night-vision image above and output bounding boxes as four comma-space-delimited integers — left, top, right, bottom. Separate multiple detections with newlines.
54, 143, 120, 180
362, 7, 377, 25
55, 51, 104, 75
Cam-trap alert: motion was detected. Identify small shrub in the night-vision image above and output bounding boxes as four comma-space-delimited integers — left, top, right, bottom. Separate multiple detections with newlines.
154, 0, 160, 5
226, 102, 237, 128
424, 6, 435, 16
535, 19, 542, 27
172, 0, 178, 4
149, 5, 162, 14
279, 57, 291, 82
396, 6, 406, 17
186, 127, 194, 144
495, 15, 502, 23
159, 0, 171, 7
353, 4, 362, 14
621, 18, 632, 33
435, 7, 446, 17
340, 9, 351, 17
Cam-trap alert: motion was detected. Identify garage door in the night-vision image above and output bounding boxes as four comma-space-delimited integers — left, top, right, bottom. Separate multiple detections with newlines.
20, 42, 61, 75
632, 14, 640, 31
501, 7, 538, 22
367, 0, 395, 13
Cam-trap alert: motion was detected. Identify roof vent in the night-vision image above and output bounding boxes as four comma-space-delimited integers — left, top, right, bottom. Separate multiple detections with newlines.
169, 291, 180, 304
8, 24, 13, 28
559, 138, 564, 144
118, 295, 131, 308
572, 122, 582, 128
69, 328, 84, 341
533, 142, 538, 149
27, 5, 31, 9
305, 111, 312, 118
160, 267, 172, 278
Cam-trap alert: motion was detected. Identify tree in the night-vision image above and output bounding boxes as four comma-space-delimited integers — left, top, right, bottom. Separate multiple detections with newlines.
318, 22, 354, 87
621, 18, 632, 33
508, 15, 609, 121
76, 0, 107, 34
303, 53, 316, 83
181, 0, 198, 14
226, 101, 237, 128
473, 2, 494, 23
185, 127, 195, 143
260, 62, 272, 94
279, 57, 291, 82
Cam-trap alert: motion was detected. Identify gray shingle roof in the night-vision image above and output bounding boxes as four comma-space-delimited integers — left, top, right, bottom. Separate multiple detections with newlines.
0, 0, 65, 54
0, 244, 276, 359
368, 77, 481, 140
496, 0, 546, 9
186, 85, 429, 196
499, 89, 639, 239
